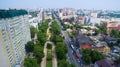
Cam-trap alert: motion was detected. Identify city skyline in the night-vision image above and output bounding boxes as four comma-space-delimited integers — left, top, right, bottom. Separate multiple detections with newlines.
0, 0, 120, 10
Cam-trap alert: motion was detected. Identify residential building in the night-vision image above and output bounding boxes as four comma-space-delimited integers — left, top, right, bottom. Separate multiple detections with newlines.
73, 34, 94, 48
93, 46, 110, 53
0, 10, 31, 67
76, 16, 85, 24
94, 59, 116, 67
102, 35, 117, 43
44, 10, 52, 20
107, 22, 120, 31
91, 12, 98, 18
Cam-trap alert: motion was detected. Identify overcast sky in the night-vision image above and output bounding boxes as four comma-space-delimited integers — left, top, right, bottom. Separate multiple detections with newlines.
0, 0, 120, 10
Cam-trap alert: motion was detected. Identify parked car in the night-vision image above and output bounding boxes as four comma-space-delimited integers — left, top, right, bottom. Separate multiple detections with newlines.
75, 53, 79, 59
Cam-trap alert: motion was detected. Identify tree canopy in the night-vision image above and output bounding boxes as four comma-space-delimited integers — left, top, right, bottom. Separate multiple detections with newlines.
51, 21, 61, 35
58, 60, 76, 67
30, 26, 37, 38
56, 42, 68, 60
95, 23, 107, 35
110, 29, 120, 38
24, 57, 39, 67
37, 21, 49, 45
33, 45, 44, 63
25, 41, 34, 53
82, 49, 105, 64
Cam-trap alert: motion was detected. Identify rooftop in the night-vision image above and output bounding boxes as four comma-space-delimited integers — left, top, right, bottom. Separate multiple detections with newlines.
96, 59, 116, 67
0, 9, 28, 19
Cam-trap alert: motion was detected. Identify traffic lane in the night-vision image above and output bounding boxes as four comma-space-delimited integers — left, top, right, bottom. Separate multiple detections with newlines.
64, 40, 73, 64
64, 33, 82, 67
54, 14, 81, 67
64, 39, 81, 67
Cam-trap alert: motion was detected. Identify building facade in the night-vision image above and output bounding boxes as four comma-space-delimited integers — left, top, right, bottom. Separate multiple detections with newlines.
0, 14, 31, 67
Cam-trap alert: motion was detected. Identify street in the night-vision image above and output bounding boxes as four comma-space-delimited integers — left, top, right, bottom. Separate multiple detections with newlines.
53, 13, 82, 67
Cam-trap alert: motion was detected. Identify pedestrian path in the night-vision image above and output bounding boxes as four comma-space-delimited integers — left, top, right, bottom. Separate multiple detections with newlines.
41, 20, 57, 67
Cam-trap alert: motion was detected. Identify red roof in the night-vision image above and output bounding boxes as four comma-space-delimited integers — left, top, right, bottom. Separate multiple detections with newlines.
107, 23, 120, 30
81, 45, 91, 49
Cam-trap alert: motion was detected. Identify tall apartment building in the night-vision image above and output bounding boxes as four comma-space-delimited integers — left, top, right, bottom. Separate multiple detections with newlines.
0, 10, 31, 67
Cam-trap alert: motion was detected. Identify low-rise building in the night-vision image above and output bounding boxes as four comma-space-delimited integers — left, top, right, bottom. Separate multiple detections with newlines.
76, 16, 85, 24
102, 35, 117, 43
107, 22, 120, 31
94, 59, 116, 67
44, 11, 52, 20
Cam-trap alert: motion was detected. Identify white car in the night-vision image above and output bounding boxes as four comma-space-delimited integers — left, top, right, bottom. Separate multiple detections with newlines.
77, 59, 80, 63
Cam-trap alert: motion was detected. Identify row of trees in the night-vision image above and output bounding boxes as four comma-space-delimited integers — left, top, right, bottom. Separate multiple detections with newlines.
24, 57, 38, 67
51, 21, 61, 35
58, 60, 75, 67
82, 49, 105, 65
110, 29, 120, 38
51, 21, 75, 67
24, 40, 44, 67
30, 26, 37, 38
24, 20, 49, 67
30, 20, 49, 45
95, 23, 107, 35
37, 21, 49, 45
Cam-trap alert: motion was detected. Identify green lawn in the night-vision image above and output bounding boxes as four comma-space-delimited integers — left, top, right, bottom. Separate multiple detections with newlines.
46, 49, 52, 67
46, 60, 52, 67
47, 49, 52, 60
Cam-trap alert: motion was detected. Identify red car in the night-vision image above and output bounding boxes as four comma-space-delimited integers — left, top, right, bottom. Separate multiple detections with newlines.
75, 53, 79, 58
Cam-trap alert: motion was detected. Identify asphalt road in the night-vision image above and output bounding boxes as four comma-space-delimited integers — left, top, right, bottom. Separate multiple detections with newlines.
53, 13, 82, 67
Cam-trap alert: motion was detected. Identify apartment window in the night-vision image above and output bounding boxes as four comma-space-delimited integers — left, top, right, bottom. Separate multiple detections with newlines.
6, 45, 8, 49
2, 29, 5, 31
7, 48, 10, 53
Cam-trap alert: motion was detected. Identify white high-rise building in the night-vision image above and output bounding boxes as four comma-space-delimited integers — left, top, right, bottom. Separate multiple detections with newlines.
0, 10, 31, 67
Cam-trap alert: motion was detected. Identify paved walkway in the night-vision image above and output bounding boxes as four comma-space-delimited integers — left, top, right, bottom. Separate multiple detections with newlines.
41, 20, 57, 67
48, 41, 57, 67
41, 42, 47, 67
41, 41, 57, 67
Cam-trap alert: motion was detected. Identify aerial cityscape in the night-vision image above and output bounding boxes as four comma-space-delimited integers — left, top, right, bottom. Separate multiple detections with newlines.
0, 0, 120, 67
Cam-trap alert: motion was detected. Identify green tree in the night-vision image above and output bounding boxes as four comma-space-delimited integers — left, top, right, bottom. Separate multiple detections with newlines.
110, 29, 120, 38
82, 49, 105, 64
37, 21, 49, 45
25, 41, 34, 53
56, 42, 68, 60
51, 35, 63, 44
35, 40, 41, 46
95, 23, 107, 35
83, 54, 92, 64
58, 60, 75, 67
37, 30, 46, 46
24, 57, 39, 67
34, 45, 44, 63
51, 21, 61, 35
47, 43, 52, 49
30, 26, 37, 38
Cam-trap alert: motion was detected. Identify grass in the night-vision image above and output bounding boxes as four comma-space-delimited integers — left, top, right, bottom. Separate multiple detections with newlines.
46, 49, 52, 67
46, 60, 52, 67
47, 49, 52, 60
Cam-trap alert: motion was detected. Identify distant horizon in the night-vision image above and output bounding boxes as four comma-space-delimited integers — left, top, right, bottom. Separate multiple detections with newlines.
0, 0, 120, 10
0, 8, 119, 11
